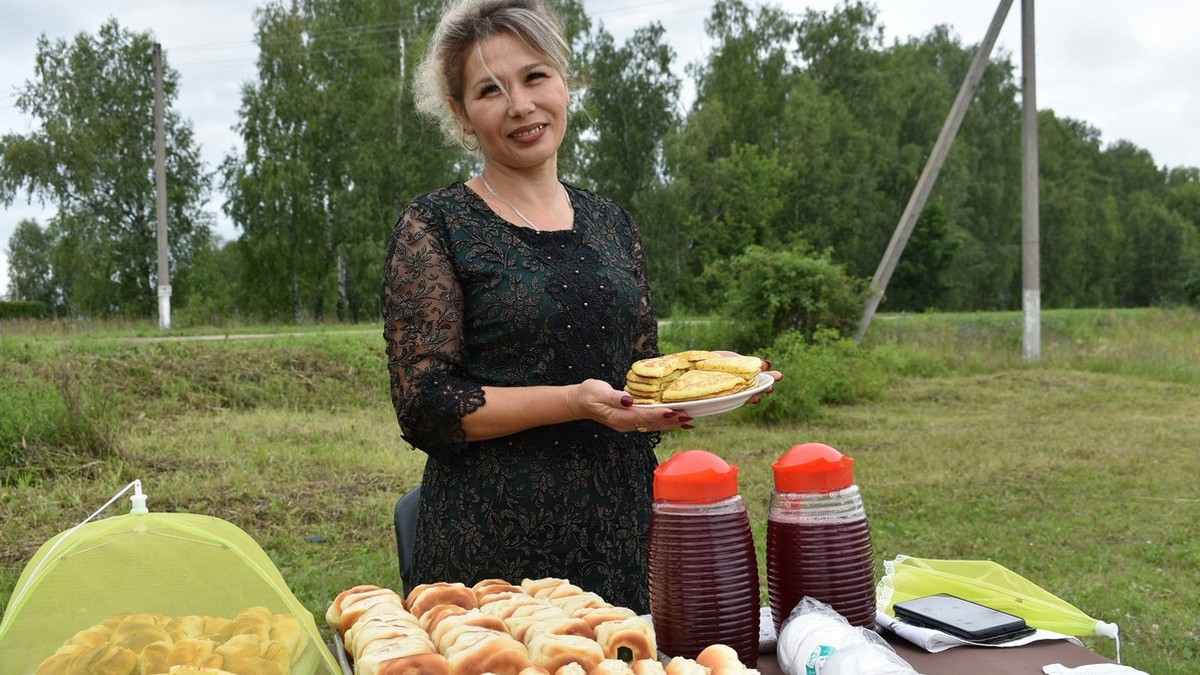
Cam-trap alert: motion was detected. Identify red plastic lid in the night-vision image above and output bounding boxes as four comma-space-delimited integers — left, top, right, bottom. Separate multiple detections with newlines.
772, 442, 855, 492
654, 450, 739, 502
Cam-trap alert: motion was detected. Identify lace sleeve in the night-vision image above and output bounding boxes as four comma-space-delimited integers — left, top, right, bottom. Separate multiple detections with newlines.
381, 202, 485, 459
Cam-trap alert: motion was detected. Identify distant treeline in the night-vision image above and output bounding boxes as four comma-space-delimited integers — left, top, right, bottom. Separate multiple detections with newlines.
3, 0, 1198, 326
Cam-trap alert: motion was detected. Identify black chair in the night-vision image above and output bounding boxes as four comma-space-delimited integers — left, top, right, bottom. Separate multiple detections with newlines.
393, 484, 422, 592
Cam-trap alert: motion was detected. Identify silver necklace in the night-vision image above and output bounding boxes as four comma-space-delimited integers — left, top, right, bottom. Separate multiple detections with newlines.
481, 176, 544, 231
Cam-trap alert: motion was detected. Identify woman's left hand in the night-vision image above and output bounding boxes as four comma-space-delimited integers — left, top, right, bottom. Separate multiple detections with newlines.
749, 360, 783, 405
571, 379, 694, 433
711, 351, 782, 405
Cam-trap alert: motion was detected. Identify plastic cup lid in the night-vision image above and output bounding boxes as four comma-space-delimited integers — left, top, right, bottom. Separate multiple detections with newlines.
654, 450, 739, 502
772, 442, 855, 492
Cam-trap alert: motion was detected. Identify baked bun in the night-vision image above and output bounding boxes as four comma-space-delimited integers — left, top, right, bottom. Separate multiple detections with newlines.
696, 644, 748, 673
522, 616, 596, 644
405, 582, 479, 619
442, 629, 531, 675
593, 617, 656, 663
572, 606, 637, 630
589, 659, 636, 675
526, 633, 605, 674
328, 584, 387, 630
663, 656, 709, 675
631, 659, 667, 675
357, 650, 451, 675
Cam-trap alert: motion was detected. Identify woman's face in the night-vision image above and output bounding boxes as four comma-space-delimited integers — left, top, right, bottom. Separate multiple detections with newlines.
452, 32, 569, 172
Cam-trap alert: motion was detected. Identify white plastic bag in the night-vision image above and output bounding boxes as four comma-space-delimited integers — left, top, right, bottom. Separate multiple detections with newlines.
776, 597, 917, 675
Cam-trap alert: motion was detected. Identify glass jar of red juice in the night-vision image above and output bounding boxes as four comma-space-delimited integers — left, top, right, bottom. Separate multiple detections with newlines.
766, 442, 877, 632
648, 450, 760, 666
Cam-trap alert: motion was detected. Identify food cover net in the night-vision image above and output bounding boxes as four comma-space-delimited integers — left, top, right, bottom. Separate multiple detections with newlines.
0, 507, 341, 675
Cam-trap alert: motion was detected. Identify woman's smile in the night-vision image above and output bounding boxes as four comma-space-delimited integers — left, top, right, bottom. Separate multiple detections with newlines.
454, 32, 569, 171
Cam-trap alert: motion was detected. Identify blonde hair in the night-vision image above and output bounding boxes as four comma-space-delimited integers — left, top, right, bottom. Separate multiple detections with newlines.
414, 0, 574, 150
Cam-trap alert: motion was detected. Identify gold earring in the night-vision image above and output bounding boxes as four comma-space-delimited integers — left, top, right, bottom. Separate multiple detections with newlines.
460, 128, 479, 152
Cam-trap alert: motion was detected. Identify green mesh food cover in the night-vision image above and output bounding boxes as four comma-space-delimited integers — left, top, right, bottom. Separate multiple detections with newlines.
0, 502, 341, 675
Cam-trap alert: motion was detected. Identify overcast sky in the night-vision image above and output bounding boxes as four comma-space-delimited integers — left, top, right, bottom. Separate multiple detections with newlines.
3, 0, 1198, 297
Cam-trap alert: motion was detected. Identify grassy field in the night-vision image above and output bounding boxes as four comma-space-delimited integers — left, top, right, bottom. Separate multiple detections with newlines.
1, 308, 1197, 672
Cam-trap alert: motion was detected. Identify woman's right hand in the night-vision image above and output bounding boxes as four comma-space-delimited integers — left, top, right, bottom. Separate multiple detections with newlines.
571, 379, 694, 434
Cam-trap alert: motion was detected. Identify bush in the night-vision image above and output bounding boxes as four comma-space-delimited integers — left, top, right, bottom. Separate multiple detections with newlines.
0, 301, 48, 320
742, 329, 889, 423
704, 244, 868, 354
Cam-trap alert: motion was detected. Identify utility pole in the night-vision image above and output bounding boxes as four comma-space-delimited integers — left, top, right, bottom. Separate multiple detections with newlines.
1021, 0, 1041, 362
855, 0, 1015, 343
154, 42, 171, 330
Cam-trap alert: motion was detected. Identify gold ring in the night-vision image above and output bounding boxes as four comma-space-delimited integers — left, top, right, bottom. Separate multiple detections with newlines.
636, 425, 648, 433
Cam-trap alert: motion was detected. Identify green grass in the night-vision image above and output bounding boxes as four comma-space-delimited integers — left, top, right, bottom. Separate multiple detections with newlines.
2, 308, 1198, 673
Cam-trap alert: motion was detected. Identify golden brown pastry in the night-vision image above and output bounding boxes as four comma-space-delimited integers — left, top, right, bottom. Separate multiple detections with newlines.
472, 579, 526, 601
73, 643, 141, 675
519, 578, 571, 598
549, 593, 608, 616
35, 643, 88, 675
695, 644, 747, 674
593, 617, 656, 663
631, 659, 667, 675
589, 659, 636, 675
505, 608, 572, 643
442, 629, 532, 675
340, 588, 409, 634
541, 583, 586, 602
572, 607, 637, 630
405, 582, 479, 619
359, 651, 452, 675
663, 656, 709, 675
430, 610, 511, 653
267, 611, 307, 663
110, 617, 172, 653
63, 625, 113, 649
692, 355, 762, 376
521, 616, 596, 644
166, 615, 229, 641
348, 622, 432, 664
480, 595, 547, 619
218, 606, 275, 643
167, 666, 239, 675
138, 639, 174, 674
327, 584, 385, 629
165, 638, 223, 670
421, 604, 470, 633
328, 585, 406, 629
214, 633, 287, 675
526, 633, 604, 674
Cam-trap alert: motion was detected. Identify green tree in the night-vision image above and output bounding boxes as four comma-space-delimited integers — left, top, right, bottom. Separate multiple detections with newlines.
0, 20, 212, 318
882, 203, 961, 311
1037, 112, 1121, 307
223, 2, 325, 322
5, 219, 59, 311
1117, 192, 1197, 306
577, 23, 680, 208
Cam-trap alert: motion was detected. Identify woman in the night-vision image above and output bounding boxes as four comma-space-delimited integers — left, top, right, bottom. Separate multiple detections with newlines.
382, 0, 770, 612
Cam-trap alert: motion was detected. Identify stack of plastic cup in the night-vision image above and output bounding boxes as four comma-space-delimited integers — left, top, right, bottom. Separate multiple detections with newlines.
648, 450, 761, 666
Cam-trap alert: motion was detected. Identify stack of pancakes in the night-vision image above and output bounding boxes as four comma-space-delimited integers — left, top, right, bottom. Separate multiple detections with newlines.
624, 351, 763, 405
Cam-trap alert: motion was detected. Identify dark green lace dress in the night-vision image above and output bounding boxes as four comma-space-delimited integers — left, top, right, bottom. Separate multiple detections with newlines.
382, 181, 660, 613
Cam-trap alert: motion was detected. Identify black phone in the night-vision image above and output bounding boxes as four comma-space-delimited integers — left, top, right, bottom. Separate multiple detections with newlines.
893, 593, 1035, 643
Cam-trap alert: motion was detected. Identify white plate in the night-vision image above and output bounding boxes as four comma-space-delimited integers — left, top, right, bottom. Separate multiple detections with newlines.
632, 372, 775, 417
